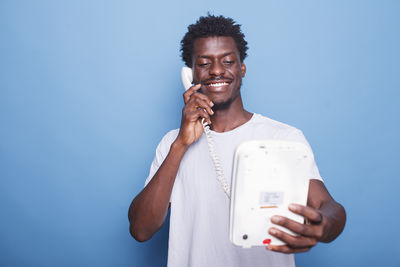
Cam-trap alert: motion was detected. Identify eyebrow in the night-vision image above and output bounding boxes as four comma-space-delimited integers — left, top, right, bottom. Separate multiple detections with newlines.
198, 52, 234, 59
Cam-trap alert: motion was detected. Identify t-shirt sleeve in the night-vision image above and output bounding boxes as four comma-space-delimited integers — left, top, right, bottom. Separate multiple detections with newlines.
285, 129, 323, 181
144, 130, 179, 187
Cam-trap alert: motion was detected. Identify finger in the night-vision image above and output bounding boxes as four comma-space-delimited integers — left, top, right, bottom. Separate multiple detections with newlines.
289, 204, 322, 224
266, 244, 311, 254
187, 108, 211, 125
185, 92, 214, 114
183, 84, 202, 103
192, 98, 214, 116
184, 88, 214, 107
270, 215, 317, 237
198, 108, 212, 125
188, 91, 214, 108
196, 93, 214, 108
268, 227, 318, 248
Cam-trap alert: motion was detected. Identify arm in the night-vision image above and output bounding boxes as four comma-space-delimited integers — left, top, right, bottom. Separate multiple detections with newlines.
267, 179, 346, 253
128, 140, 187, 242
128, 84, 214, 242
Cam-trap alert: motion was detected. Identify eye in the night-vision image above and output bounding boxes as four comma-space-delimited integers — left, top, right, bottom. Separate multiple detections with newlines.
223, 60, 235, 65
198, 62, 210, 67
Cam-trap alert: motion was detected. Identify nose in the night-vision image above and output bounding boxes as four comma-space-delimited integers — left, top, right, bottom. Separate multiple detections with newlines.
209, 60, 225, 76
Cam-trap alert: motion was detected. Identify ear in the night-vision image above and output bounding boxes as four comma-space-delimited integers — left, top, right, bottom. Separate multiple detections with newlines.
241, 63, 246, 78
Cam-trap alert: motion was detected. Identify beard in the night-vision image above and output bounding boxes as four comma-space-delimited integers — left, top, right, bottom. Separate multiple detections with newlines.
211, 90, 241, 111
212, 97, 236, 111
199, 79, 242, 111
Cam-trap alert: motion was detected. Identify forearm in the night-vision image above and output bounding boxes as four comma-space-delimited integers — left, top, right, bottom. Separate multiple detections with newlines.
128, 140, 188, 242
318, 199, 346, 243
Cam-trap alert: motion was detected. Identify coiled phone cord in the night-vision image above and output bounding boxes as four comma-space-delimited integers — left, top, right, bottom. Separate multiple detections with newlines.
202, 119, 231, 198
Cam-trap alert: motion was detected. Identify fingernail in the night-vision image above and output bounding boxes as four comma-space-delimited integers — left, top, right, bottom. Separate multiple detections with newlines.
210, 101, 214, 107
289, 204, 298, 211
271, 215, 281, 224
269, 228, 278, 235
210, 109, 214, 115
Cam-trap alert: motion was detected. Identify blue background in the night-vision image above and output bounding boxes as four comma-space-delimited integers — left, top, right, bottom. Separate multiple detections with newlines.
1, 0, 399, 266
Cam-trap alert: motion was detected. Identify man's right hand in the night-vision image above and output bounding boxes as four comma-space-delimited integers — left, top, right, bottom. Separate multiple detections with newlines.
175, 84, 214, 147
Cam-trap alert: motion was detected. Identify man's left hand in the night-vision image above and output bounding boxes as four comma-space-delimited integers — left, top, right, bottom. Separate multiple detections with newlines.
267, 203, 328, 254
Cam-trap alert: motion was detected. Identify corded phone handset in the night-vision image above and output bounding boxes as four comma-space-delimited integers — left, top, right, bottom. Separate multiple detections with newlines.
180, 67, 310, 248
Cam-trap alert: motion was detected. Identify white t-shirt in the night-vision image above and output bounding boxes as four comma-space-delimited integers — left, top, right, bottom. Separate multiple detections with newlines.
145, 113, 322, 267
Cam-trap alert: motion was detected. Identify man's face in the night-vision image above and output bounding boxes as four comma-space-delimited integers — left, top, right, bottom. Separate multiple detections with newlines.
191, 36, 246, 110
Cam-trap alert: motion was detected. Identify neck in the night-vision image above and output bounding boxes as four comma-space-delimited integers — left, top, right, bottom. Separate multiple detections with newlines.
210, 95, 253, 132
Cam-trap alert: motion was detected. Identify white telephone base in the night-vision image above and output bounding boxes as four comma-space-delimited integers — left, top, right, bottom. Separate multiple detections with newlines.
229, 140, 312, 248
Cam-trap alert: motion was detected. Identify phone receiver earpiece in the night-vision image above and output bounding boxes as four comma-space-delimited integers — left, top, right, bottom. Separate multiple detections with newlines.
181, 67, 193, 91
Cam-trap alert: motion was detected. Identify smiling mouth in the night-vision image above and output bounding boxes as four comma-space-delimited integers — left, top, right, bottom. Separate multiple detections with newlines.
207, 82, 230, 87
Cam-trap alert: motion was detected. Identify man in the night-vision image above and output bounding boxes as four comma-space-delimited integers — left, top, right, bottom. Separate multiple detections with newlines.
128, 15, 346, 267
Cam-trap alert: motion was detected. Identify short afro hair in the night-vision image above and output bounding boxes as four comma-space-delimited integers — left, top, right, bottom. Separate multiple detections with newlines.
180, 14, 248, 67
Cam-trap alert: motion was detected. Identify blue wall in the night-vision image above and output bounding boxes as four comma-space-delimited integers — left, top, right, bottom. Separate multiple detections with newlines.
1, 1, 399, 266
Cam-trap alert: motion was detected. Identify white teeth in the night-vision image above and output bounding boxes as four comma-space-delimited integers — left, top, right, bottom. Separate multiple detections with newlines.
208, 82, 229, 87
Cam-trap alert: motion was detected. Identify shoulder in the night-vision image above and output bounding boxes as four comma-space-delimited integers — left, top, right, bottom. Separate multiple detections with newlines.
157, 129, 179, 150
250, 113, 303, 138
161, 129, 179, 143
